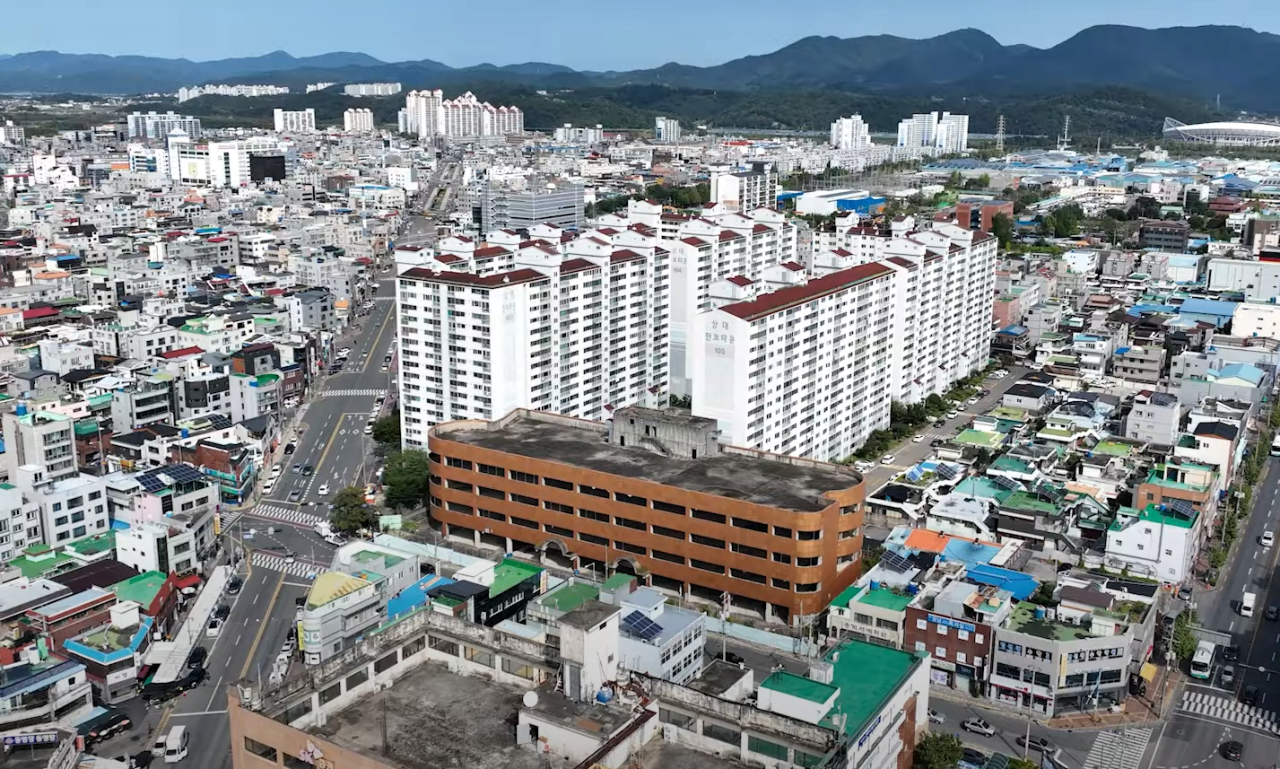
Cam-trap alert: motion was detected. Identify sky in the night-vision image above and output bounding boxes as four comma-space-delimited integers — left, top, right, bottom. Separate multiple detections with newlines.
14, 0, 1280, 70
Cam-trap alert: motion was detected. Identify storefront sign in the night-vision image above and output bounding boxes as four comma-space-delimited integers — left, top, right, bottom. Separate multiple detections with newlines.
4, 733, 58, 746
931, 659, 957, 672
857, 715, 882, 748
928, 614, 976, 634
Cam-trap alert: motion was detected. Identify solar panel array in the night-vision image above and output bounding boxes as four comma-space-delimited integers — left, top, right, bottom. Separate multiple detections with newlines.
1166, 499, 1196, 519
137, 464, 206, 492
880, 550, 915, 573
621, 611, 664, 642
992, 475, 1021, 492
1036, 482, 1064, 503
935, 464, 958, 481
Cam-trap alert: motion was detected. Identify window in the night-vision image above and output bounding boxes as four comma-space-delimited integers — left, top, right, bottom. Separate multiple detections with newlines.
510, 516, 538, 529
691, 559, 725, 574
772, 578, 791, 590
797, 529, 821, 541
544, 500, 573, 514
975, 633, 985, 645
748, 736, 789, 761
957, 629, 970, 641
543, 476, 573, 490
936, 625, 948, 636
691, 534, 725, 549
916, 618, 927, 630
580, 532, 608, 546
479, 509, 505, 522
510, 493, 538, 507
478, 463, 503, 477
402, 635, 426, 658
615, 491, 648, 507
876, 618, 898, 631
346, 669, 370, 689
244, 738, 278, 762
732, 517, 768, 533
651, 550, 685, 565
510, 470, 539, 484
773, 525, 792, 538
772, 552, 792, 564
374, 651, 398, 673
545, 524, 574, 539
659, 708, 696, 730
579, 484, 610, 498
854, 612, 873, 626
653, 500, 685, 515
996, 662, 1021, 680
446, 479, 473, 492
652, 524, 684, 540
935, 646, 947, 659
998, 640, 1023, 655
796, 582, 819, 593
692, 509, 725, 524
730, 568, 765, 584
614, 541, 645, 555
319, 683, 341, 705
795, 750, 823, 768
702, 722, 740, 745
731, 542, 766, 559
445, 457, 472, 470
615, 516, 646, 531
579, 509, 609, 523
502, 658, 537, 680
446, 502, 473, 515
796, 556, 820, 567
955, 652, 967, 664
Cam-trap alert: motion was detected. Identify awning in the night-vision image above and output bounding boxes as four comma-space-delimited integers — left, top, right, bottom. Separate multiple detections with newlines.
173, 573, 201, 591
1139, 662, 1158, 682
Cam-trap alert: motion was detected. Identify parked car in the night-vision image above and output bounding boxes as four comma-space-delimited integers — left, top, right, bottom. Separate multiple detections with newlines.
283, 442, 296, 455
206, 618, 223, 638
716, 651, 745, 665
1017, 735, 1054, 754
213, 604, 231, 620
226, 577, 243, 595
77, 707, 131, 747
302, 465, 315, 476
946, 410, 959, 419
1177, 585, 1193, 602
962, 717, 996, 737
930, 439, 945, 448
1262, 531, 1274, 548
960, 748, 988, 767
1221, 665, 1235, 687
1267, 606, 1278, 621
187, 646, 208, 669
927, 709, 944, 724
880, 455, 896, 465
1242, 685, 1259, 706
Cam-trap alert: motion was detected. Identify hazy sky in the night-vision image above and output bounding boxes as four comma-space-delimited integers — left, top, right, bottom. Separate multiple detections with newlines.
15, 0, 1280, 70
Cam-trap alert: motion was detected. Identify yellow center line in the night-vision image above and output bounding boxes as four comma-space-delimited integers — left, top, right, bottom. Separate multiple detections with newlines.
314, 413, 357, 474
239, 571, 285, 680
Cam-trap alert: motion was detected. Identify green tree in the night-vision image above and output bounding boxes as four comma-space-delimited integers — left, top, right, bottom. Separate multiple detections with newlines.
371, 412, 401, 447
913, 733, 963, 769
1208, 546, 1228, 569
1127, 196, 1161, 220
383, 449, 431, 510
1007, 759, 1038, 769
991, 212, 1014, 250
1173, 609, 1199, 661
330, 486, 378, 535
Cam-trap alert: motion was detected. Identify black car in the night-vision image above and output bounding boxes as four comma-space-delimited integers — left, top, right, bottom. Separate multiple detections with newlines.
933, 420, 946, 428
227, 577, 243, 595
1222, 740, 1243, 761
1223, 645, 1241, 662
213, 604, 231, 620
930, 439, 944, 448
961, 748, 988, 767
302, 465, 315, 476
283, 442, 296, 455
187, 645, 208, 668
1242, 685, 1259, 706
1017, 735, 1055, 754
1267, 605, 1278, 621
716, 651, 745, 665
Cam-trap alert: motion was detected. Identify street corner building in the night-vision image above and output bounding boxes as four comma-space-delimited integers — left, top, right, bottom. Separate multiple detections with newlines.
426, 406, 867, 628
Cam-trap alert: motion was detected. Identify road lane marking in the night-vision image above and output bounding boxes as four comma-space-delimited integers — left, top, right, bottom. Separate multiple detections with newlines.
254, 592, 260, 605
236, 633, 242, 646
239, 571, 285, 680
205, 675, 223, 711
1230, 620, 1235, 631
170, 710, 229, 717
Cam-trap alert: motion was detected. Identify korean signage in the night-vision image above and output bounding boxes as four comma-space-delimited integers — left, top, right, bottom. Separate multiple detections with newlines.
928, 614, 976, 634
857, 715, 882, 748
3, 733, 59, 746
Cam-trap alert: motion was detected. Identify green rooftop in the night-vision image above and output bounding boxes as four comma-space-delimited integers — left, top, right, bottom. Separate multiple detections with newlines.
761, 670, 838, 705
956, 429, 1004, 449
111, 571, 167, 607
1002, 491, 1058, 515
541, 582, 599, 613
601, 573, 633, 592
1109, 503, 1198, 532
1006, 601, 1091, 641
952, 477, 1016, 504
490, 558, 543, 598
351, 548, 404, 568
856, 587, 915, 612
66, 532, 114, 557
9, 547, 75, 579
1094, 440, 1135, 458
826, 640, 922, 738
988, 406, 1028, 422
990, 455, 1032, 474
1144, 468, 1209, 492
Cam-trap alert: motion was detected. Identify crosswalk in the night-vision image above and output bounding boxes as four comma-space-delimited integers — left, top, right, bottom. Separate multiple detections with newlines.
251, 551, 322, 579
1180, 691, 1279, 732
1081, 727, 1151, 769
318, 388, 387, 398
246, 503, 326, 528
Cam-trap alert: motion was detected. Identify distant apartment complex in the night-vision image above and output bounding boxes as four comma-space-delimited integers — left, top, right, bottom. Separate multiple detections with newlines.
272, 108, 316, 133
343, 108, 375, 133
897, 111, 969, 154
830, 114, 872, 151
344, 82, 402, 97
401, 89, 524, 139
176, 84, 289, 102
126, 111, 202, 140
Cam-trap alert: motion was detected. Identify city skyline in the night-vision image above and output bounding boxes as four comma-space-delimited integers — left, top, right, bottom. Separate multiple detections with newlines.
11, 0, 1280, 71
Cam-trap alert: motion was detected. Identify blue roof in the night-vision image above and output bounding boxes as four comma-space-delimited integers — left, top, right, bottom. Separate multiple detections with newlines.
940, 539, 1002, 568
1115, 346, 1132, 356
964, 564, 1038, 601
1217, 363, 1265, 386
387, 574, 455, 620
54, 254, 77, 261
1178, 297, 1239, 318
775, 191, 803, 201
997, 325, 1028, 336
1128, 304, 1177, 317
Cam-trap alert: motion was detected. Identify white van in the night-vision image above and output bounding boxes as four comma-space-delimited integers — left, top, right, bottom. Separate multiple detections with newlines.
1243, 591, 1257, 618
164, 726, 189, 763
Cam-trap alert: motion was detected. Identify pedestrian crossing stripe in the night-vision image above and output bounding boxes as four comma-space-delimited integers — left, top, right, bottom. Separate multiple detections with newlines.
1179, 691, 1280, 732
251, 552, 321, 580
318, 389, 387, 398
1081, 727, 1151, 769
247, 504, 327, 527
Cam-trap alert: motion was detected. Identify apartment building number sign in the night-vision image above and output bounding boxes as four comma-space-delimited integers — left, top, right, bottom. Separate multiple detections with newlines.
502, 298, 517, 322
705, 319, 735, 358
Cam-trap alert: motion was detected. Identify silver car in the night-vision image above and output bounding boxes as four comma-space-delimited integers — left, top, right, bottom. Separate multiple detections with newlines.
1221, 665, 1236, 687
962, 717, 996, 737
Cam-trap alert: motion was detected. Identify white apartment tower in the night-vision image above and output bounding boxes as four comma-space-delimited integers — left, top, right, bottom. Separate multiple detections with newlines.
830, 115, 872, 150
690, 224, 997, 461
897, 111, 969, 153
343, 108, 375, 133
273, 108, 317, 133
709, 162, 779, 213
403, 89, 523, 138
655, 116, 681, 144
394, 228, 670, 448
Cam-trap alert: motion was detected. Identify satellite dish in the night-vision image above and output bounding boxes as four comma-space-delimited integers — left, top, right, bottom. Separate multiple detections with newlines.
523, 691, 539, 708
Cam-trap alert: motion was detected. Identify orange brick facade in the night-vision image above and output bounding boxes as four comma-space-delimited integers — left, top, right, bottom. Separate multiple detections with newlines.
427, 430, 866, 626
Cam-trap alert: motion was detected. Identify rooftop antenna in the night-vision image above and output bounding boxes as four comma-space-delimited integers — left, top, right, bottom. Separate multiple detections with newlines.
995, 115, 1006, 154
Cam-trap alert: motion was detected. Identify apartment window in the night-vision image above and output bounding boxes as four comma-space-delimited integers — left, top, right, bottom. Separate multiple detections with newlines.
615, 491, 647, 507
730, 568, 766, 584
691, 534, 725, 549
651, 550, 685, 565
478, 486, 505, 500
346, 669, 370, 689
615, 516, 646, 531
510, 470, 539, 485
545, 524, 575, 539
771, 578, 791, 590
543, 476, 573, 490
510, 493, 538, 507
479, 509, 505, 523
748, 736, 789, 762
544, 500, 573, 514
795, 583, 819, 593
731, 517, 768, 533
772, 552, 792, 564
478, 463, 503, 477
510, 516, 538, 530
659, 708, 696, 730
579, 484, 610, 498
614, 541, 645, 555
374, 651, 398, 674
244, 738, 278, 762
580, 532, 608, 546
691, 559, 725, 574
692, 509, 726, 524
652, 500, 686, 516
445, 457, 472, 470
652, 524, 685, 540
853, 612, 874, 626
773, 525, 792, 538
797, 529, 821, 541
731, 542, 766, 559
702, 722, 740, 745
446, 479, 473, 493
796, 556, 820, 567
579, 509, 609, 523
876, 618, 898, 631
995, 663, 1021, 680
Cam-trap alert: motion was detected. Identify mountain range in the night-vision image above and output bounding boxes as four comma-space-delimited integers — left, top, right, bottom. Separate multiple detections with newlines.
0, 25, 1273, 110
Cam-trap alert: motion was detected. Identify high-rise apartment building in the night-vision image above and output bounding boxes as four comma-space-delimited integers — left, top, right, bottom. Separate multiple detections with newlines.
273, 108, 316, 133
402, 89, 523, 139
481, 178, 584, 233
709, 162, 779, 213
553, 124, 605, 143
394, 226, 670, 449
830, 114, 872, 150
343, 82, 402, 97
127, 111, 202, 140
343, 108, 375, 133
897, 111, 969, 153
690, 224, 997, 461
654, 116, 681, 144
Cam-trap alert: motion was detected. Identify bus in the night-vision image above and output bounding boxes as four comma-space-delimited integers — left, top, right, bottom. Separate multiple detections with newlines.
1190, 640, 1216, 680
1272, 433, 1280, 457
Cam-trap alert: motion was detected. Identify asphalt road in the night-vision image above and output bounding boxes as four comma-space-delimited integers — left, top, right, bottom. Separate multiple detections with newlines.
1150, 456, 1280, 769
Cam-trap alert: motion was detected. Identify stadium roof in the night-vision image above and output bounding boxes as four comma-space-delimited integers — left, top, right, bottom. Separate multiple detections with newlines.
1163, 118, 1280, 147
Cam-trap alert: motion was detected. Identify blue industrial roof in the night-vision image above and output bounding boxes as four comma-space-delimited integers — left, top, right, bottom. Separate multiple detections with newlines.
776, 191, 803, 201
940, 539, 1002, 568
1128, 304, 1178, 317
1217, 363, 1265, 386
1179, 297, 1240, 317
964, 564, 1038, 601
387, 574, 455, 620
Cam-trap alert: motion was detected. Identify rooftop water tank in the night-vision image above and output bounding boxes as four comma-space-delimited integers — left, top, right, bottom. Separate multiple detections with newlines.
1034, 606, 1047, 620
869, 581, 880, 591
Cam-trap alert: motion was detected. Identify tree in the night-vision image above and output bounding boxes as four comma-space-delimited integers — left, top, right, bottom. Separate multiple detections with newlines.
383, 449, 431, 510
991, 212, 1014, 250
1127, 196, 1161, 220
1173, 609, 1199, 661
913, 733, 963, 769
1007, 759, 1038, 769
371, 412, 401, 447
330, 486, 377, 535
